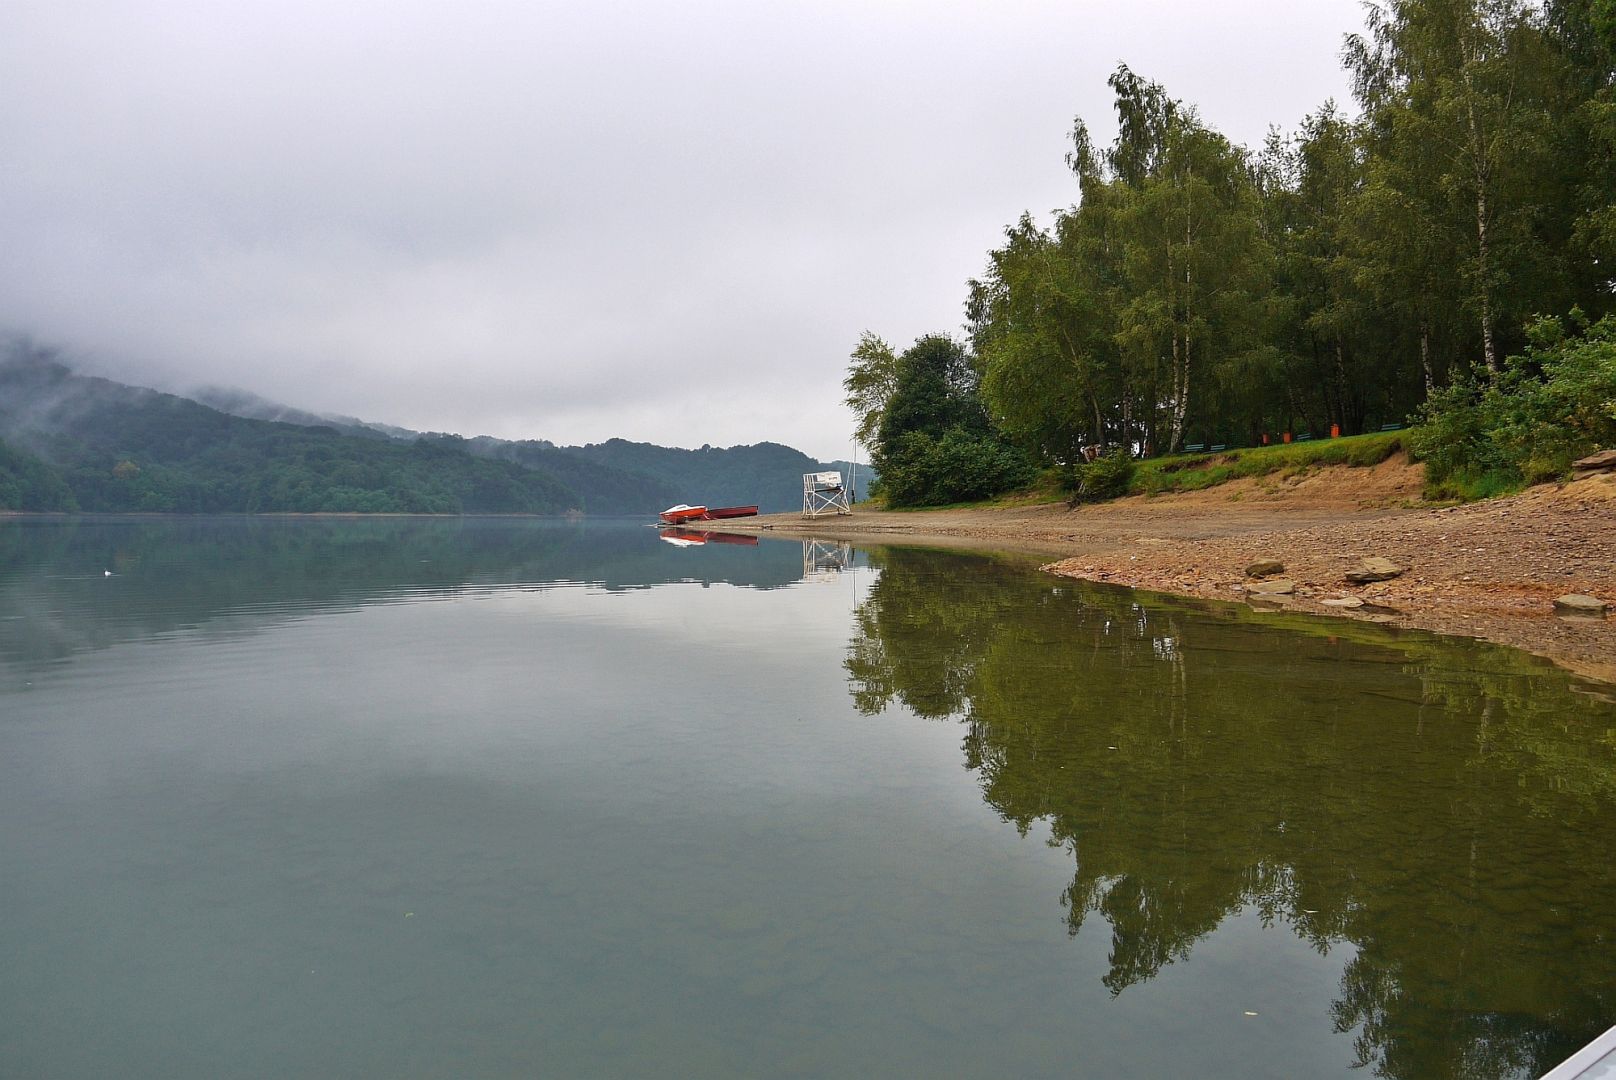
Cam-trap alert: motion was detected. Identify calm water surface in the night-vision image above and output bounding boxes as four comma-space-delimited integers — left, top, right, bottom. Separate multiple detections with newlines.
2, 517, 1613, 1079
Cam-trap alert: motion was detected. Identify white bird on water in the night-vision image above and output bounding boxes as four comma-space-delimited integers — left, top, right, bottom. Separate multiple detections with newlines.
103, 570, 112, 577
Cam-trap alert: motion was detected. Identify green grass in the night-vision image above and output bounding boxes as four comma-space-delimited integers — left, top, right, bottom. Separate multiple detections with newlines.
861, 430, 1414, 511
1421, 468, 1524, 503
1128, 432, 1406, 496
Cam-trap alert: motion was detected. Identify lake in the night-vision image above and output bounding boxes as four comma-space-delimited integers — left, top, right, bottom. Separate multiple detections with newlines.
2, 516, 1613, 1079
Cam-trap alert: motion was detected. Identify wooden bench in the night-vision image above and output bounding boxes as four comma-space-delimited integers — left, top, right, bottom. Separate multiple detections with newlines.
1380, 422, 1402, 432
1183, 443, 1205, 453
1209, 443, 1226, 452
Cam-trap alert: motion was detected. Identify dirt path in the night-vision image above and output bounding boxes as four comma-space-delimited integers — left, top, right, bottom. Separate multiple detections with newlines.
717, 455, 1616, 683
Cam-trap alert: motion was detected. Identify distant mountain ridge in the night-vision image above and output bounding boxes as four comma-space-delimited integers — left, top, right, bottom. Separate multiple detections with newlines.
192, 381, 874, 511
0, 343, 872, 515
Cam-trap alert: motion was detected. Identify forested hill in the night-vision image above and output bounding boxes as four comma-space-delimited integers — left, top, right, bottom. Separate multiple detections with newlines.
187, 392, 866, 513
199, 394, 872, 513
188, 385, 391, 441
0, 348, 865, 515
0, 353, 581, 514
188, 370, 872, 512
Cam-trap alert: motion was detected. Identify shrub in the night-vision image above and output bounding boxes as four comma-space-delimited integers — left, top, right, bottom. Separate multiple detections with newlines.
879, 427, 1034, 507
1067, 449, 1136, 503
1410, 312, 1616, 498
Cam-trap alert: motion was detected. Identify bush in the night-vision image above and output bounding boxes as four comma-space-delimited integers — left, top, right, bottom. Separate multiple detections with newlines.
879, 427, 1035, 507
1407, 382, 1515, 486
1066, 449, 1136, 503
1410, 311, 1616, 498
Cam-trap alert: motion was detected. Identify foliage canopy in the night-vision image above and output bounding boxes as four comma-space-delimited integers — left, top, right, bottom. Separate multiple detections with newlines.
850, 1, 1616, 498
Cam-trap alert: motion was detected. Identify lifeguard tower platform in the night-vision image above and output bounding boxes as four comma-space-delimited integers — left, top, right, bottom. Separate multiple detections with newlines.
802, 471, 851, 518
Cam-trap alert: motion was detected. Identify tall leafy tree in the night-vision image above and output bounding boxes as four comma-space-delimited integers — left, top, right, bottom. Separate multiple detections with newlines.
1347, 0, 1575, 373
842, 332, 902, 452
1547, 0, 1616, 302
868, 335, 1030, 507
1110, 74, 1270, 452
930, 3, 1616, 489
970, 212, 1116, 462
1257, 104, 1424, 434
974, 68, 1269, 457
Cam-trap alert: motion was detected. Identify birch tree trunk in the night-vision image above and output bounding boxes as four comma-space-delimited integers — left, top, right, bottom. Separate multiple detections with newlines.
1419, 319, 1434, 396
1171, 182, 1194, 453
1462, 37, 1499, 373
1476, 179, 1497, 372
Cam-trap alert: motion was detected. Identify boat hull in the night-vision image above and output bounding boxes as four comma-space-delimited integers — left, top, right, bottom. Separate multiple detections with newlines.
658, 504, 709, 525
657, 504, 758, 524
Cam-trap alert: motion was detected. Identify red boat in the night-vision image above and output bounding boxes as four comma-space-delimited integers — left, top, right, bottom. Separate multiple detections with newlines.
657, 504, 759, 525
704, 504, 759, 520
659, 504, 709, 525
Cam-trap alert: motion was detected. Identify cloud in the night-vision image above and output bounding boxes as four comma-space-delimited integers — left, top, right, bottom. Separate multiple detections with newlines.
0, 0, 1361, 459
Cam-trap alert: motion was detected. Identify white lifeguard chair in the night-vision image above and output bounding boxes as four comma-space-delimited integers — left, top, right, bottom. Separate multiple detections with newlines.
802, 470, 851, 517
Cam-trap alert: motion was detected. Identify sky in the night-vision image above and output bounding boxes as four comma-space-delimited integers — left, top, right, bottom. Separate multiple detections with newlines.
0, 0, 1365, 461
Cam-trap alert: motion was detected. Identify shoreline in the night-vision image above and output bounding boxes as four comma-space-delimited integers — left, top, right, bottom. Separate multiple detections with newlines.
713, 458, 1616, 685
0, 510, 578, 520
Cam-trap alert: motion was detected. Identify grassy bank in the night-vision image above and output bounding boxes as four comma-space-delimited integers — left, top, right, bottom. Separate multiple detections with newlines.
861, 430, 1414, 512
1127, 431, 1407, 496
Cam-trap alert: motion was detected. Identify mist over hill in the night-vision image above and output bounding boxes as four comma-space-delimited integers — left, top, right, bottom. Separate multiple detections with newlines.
0, 342, 871, 515
188, 386, 392, 440
189, 359, 874, 512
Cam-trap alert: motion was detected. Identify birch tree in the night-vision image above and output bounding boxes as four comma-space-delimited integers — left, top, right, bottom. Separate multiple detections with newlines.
1347, 0, 1570, 374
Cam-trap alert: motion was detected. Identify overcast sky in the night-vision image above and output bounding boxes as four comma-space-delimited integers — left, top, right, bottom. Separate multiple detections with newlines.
1, 0, 1364, 460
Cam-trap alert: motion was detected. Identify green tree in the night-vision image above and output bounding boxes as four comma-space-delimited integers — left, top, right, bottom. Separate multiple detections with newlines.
1257, 104, 1429, 434
842, 332, 902, 452
882, 2, 1616, 479
1347, 0, 1578, 374
1548, 0, 1616, 302
0, 438, 77, 511
971, 207, 1120, 462
974, 68, 1271, 458
869, 335, 1030, 507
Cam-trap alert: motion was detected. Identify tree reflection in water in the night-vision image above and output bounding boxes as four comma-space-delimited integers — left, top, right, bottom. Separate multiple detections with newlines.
844, 546, 1616, 1079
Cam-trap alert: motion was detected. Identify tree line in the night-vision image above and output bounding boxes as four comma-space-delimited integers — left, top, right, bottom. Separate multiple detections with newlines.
850, 0, 1616, 506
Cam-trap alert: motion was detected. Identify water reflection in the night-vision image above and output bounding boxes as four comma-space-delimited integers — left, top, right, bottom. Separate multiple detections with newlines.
0, 516, 804, 675
803, 538, 855, 579
5, 519, 1612, 1077
844, 546, 1616, 1079
657, 527, 759, 547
